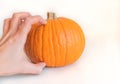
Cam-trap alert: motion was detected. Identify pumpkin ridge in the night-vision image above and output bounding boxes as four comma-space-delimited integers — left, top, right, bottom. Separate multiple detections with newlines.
55, 19, 63, 66
34, 25, 41, 62
59, 18, 74, 65
37, 25, 43, 62
69, 19, 84, 42
71, 20, 85, 54
43, 20, 52, 66
51, 20, 56, 67
42, 24, 45, 63
34, 26, 37, 62
45, 22, 49, 65
69, 20, 82, 61
48, 20, 53, 66
32, 26, 38, 62
53, 20, 59, 66
52, 22, 57, 66
62, 18, 85, 51
70, 21, 82, 61
74, 22, 85, 52
49, 20, 55, 67
58, 19, 67, 66
66, 18, 85, 61
29, 26, 36, 63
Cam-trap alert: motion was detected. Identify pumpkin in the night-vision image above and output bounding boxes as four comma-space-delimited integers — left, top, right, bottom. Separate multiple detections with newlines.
25, 12, 85, 67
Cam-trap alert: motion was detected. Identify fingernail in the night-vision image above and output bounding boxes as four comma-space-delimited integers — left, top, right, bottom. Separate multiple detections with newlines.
39, 62, 46, 68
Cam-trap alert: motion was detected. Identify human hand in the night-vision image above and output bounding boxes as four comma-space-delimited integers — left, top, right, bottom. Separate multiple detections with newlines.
0, 12, 46, 76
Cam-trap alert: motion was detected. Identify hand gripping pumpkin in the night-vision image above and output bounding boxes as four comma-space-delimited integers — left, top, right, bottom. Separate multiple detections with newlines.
25, 12, 85, 67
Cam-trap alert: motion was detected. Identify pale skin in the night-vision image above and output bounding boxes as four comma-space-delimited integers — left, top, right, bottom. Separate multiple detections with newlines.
0, 12, 46, 76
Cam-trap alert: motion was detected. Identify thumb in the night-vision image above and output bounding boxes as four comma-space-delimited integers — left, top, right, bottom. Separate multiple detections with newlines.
21, 62, 46, 74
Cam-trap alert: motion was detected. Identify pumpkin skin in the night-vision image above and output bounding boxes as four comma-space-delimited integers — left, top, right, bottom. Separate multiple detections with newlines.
25, 13, 85, 67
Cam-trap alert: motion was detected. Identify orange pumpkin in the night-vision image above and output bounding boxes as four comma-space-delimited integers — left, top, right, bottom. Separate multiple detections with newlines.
25, 12, 85, 67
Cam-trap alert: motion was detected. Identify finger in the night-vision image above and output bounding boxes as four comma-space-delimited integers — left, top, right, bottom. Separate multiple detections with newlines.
17, 15, 46, 44
21, 62, 46, 74
3, 18, 11, 37
0, 13, 31, 45
24, 15, 46, 26
9, 12, 31, 34
0, 18, 11, 45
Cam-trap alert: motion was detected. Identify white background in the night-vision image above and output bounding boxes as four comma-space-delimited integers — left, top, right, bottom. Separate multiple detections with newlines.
0, 0, 120, 84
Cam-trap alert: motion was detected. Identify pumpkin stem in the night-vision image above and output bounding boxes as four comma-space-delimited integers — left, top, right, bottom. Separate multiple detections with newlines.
47, 12, 56, 19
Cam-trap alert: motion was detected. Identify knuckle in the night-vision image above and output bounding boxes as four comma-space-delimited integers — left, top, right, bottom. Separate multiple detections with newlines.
4, 19, 7, 22
4, 18, 10, 22
26, 17, 31, 22
25, 17, 32, 24
13, 13, 19, 18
